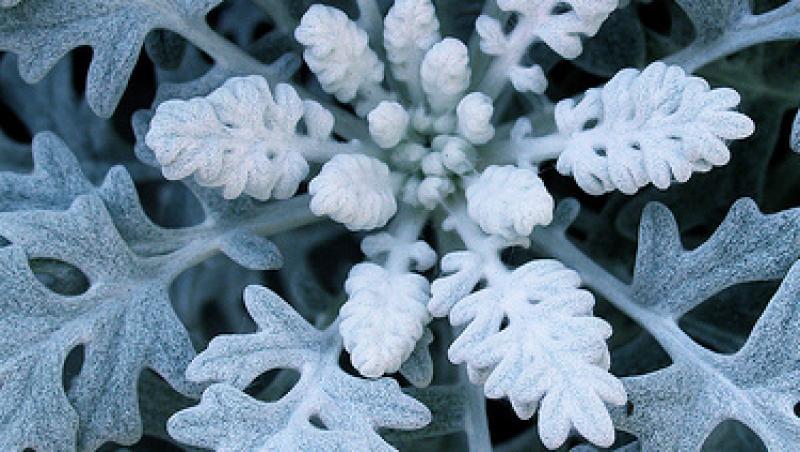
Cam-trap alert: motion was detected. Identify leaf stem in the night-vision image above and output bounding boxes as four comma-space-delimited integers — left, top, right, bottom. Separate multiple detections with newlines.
384, 206, 430, 275
156, 195, 322, 280
477, 16, 539, 99
665, 1, 800, 73
486, 133, 566, 168
530, 224, 702, 363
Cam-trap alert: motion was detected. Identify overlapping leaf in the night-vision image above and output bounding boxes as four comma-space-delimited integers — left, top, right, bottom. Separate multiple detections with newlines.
0, 194, 198, 451
429, 217, 625, 449
631, 198, 800, 317
168, 285, 431, 451
610, 198, 800, 449
0, 0, 227, 117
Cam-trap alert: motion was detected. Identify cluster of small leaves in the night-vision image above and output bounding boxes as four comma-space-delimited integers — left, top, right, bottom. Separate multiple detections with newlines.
0, 0, 799, 451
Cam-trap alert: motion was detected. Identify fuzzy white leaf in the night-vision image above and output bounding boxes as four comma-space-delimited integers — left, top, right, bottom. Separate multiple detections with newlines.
456, 92, 495, 145
302, 100, 335, 139
497, 0, 620, 59
432, 252, 625, 449
555, 61, 755, 195
416, 176, 454, 210
383, 0, 441, 85
466, 166, 554, 240
367, 101, 409, 149
340, 263, 431, 377
309, 153, 397, 230
428, 251, 483, 318
295, 4, 384, 103
475, 15, 508, 56
439, 136, 475, 175
169, 285, 430, 451
361, 232, 436, 272
146, 76, 326, 201
509, 65, 547, 94
420, 38, 471, 113
420, 151, 445, 177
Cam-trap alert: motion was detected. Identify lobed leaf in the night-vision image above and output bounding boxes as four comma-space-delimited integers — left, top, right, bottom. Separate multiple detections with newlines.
169, 285, 431, 451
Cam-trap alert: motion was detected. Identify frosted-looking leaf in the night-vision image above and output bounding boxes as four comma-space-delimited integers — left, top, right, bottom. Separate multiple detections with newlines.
420, 38, 471, 112
475, 15, 508, 56
295, 4, 384, 103
555, 61, 755, 195
456, 92, 495, 145
475, 0, 617, 96
466, 165, 554, 240
491, 0, 619, 59
368, 101, 409, 149
0, 195, 197, 451
509, 65, 547, 94
0, 0, 293, 117
383, 0, 441, 87
340, 262, 431, 378
673, 0, 750, 43
430, 249, 625, 449
146, 75, 334, 201
168, 285, 430, 451
607, 199, 800, 450
309, 153, 397, 231
428, 250, 483, 318
361, 232, 437, 272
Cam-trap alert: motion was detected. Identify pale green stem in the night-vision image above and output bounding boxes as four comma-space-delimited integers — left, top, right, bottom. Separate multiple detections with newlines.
478, 15, 539, 99
355, 0, 384, 45
665, 1, 800, 73
384, 206, 430, 275
157, 195, 322, 281
483, 133, 566, 168
530, 224, 713, 363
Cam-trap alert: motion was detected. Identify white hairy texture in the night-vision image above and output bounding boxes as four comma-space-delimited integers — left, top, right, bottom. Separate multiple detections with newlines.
309, 153, 397, 230
509, 65, 547, 94
0, 0, 21, 7
410, 106, 434, 132
391, 142, 427, 170
466, 166, 554, 239
367, 101, 409, 149
302, 100, 335, 139
456, 92, 495, 145
295, 5, 384, 103
555, 61, 756, 195
361, 232, 437, 271
383, 0, 441, 89
432, 113, 457, 135
475, 15, 507, 56
420, 151, 445, 177
439, 136, 475, 174
401, 177, 423, 206
428, 250, 483, 318
146, 76, 323, 201
340, 262, 431, 377
417, 176, 454, 210
496, 0, 619, 59
420, 38, 471, 113
430, 251, 626, 449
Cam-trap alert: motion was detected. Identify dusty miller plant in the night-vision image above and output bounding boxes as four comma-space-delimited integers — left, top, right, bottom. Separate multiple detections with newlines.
0, 0, 799, 450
